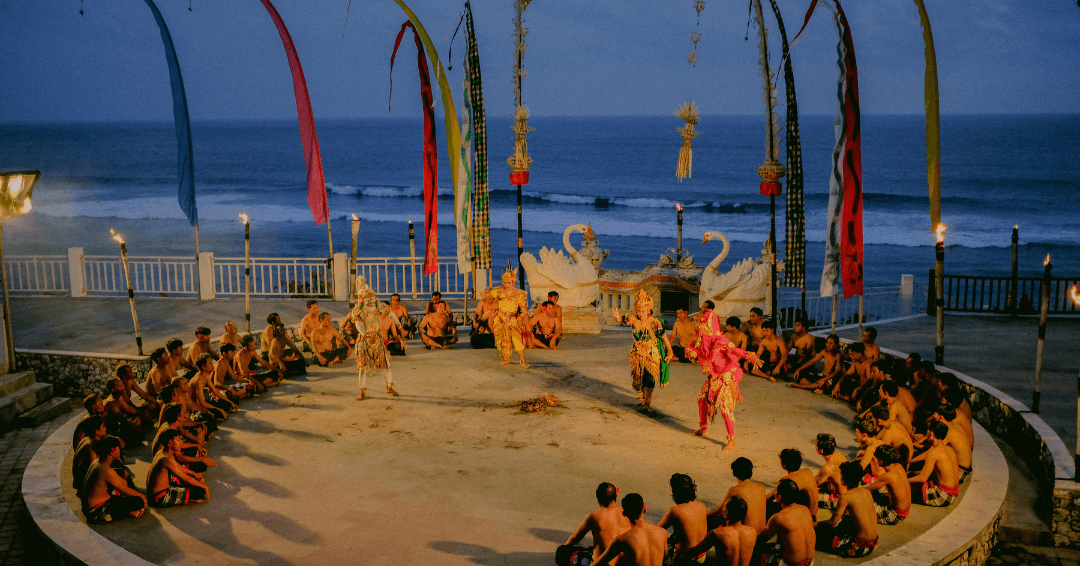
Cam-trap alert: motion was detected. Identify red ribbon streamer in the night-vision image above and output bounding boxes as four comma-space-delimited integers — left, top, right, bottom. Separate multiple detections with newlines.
257, 0, 328, 225
390, 21, 438, 276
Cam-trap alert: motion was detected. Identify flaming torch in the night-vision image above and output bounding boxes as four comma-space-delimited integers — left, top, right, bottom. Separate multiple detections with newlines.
240, 214, 251, 333
934, 223, 946, 365
1033, 253, 1052, 413
350, 214, 360, 309
1070, 284, 1080, 479
676, 203, 684, 263
110, 229, 143, 355
1009, 225, 1019, 315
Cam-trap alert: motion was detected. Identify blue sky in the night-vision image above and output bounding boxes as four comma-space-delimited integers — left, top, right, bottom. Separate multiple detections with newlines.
2, 0, 1078, 122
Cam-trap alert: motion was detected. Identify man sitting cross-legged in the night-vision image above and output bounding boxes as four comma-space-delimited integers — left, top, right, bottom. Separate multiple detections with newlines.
670, 308, 698, 363
767, 449, 819, 521
152, 403, 216, 474
594, 493, 668, 566
147, 429, 209, 508
269, 324, 308, 377
146, 348, 176, 399
711, 457, 767, 535
260, 313, 306, 367
869, 404, 914, 461
934, 405, 973, 483
813, 433, 848, 511
830, 343, 870, 401
184, 326, 220, 378
310, 312, 350, 367
529, 301, 563, 350
103, 378, 147, 445
815, 461, 879, 558
658, 473, 709, 565
470, 287, 497, 349
419, 301, 458, 350
909, 421, 961, 507
235, 334, 281, 392
789, 334, 843, 394
160, 378, 216, 436
214, 344, 250, 402
757, 479, 815, 566
557, 482, 631, 566
80, 436, 147, 523
865, 445, 912, 525
188, 354, 234, 422
388, 293, 415, 339
299, 299, 321, 352
680, 496, 757, 566
750, 320, 788, 382
72, 416, 108, 493
786, 318, 816, 372
380, 308, 408, 356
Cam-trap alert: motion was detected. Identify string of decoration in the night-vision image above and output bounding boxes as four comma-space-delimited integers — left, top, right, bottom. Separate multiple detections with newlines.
675, 0, 706, 182
507, 0, 533, 177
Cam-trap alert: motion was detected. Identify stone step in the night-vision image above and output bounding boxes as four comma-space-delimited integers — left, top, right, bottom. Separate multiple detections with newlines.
14, 396, 81, 429
0, 382, 54, 431
0, 370, 36, 397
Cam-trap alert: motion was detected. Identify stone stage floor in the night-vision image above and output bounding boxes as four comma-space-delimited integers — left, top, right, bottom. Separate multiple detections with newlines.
60, 330, 982, 565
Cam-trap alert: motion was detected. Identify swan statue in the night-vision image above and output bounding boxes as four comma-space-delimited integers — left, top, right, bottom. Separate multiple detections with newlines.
698, 231, 781, 320
520, 224, 601, 308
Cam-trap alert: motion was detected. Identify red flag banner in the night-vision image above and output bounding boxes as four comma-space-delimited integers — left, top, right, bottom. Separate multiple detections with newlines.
390, 21, 438, 275
257, 0, 328, 225
834, 0, 863, 298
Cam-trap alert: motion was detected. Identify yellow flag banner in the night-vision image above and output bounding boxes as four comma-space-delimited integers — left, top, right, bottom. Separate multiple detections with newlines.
913, 0, 941, 230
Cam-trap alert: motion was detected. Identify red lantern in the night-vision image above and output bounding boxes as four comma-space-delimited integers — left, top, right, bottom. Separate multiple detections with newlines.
510, 171, 530, 185
759, 180, 782, 196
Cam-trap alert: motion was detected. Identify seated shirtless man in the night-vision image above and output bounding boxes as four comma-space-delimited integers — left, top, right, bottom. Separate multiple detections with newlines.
813, 433, 848, 511
299, 300, 321, 352
219, 321, 241, 350
529, 301, 563, 350
742, 308, 765, 352
269, 324, 307, 376
471, 287, 498, 349
757, 479, 815, 566
876, 380, 915, 434
712, 457, 766, 535
908, 421, 961, 507
786, 319, 816, 371
789, 334, 843, 394
103, 378, 147, 444
72, 417, 108, 492
213, 344, 250, 401
311, 312, 350, 366
594, 493, 668, 566
815, 461, 879, 558
419, 301, 457, 349
80, 436, 146, 523
670, 308, 698, 363
261, 313, 305, 366
185, 326, 220, 377
117, 364, 159, 423
681, 496, 756, 566
388, 293, 414, 338
234, 334, 281, 392
862, 327, 881, 363
751, 321, 788, 382
934, 405, 973, 483
379, 308, 407, 356
166, 338, 196, 382
830, 342, 870, 401
865, 445, 912, 525
558, 482, 631, 566
724, 316, 749, 352
146, 348, 175, 399
658, 473, 709, 565
147, 429, 209, 508
767, 449, 818, 521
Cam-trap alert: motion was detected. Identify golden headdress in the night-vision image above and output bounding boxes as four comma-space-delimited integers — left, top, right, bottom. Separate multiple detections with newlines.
634, 289, 653, 312
355, 275, 376, 301
502, 260, 518, 285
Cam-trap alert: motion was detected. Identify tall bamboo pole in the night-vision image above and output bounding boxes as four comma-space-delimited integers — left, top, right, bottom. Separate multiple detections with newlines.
1033, 254, 1052, 413
111, 230, 143, 355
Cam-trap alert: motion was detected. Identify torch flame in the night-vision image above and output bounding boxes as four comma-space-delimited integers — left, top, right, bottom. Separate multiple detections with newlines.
110, 229, 124, 245
1014, 224, 1018, 230
351, 213, 359, 222
934, 223, 947, 244
19, 198, 31, 214
1044, 253, 1051, 267
1070, 285, 1080, 307
675, 203, 683, 212
239, 213, 249, 225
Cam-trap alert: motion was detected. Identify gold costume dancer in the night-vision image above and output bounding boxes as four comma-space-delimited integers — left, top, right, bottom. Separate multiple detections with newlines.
343, 277, 399, 401
490, 264, 530, 368
612, 289, 674, 410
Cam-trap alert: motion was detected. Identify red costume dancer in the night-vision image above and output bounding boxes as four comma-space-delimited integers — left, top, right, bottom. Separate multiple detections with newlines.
686, 305, 761, 451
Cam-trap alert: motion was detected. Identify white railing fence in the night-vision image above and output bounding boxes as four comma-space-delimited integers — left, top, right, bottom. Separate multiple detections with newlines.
3, 255, 69, 295
354, 257, 470, 299
778, 278, 926, 331
83, 256, 198, 296
214, 257, 330, 297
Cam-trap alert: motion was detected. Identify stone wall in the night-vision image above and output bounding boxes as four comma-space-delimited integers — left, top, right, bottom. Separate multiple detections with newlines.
14, 349, 150, 398
942, 511, 1002, 566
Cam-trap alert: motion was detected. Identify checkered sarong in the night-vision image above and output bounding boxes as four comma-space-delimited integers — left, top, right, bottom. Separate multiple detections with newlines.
464, 2, 491, 270
960, 465, 971, 484
875, 501, 907, 525
767, 0, 805, 290
915, 481, 957, 507
818, 485, 839, 510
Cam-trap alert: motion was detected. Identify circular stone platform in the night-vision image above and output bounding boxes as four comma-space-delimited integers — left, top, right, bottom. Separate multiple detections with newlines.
28, 330, 1004, 565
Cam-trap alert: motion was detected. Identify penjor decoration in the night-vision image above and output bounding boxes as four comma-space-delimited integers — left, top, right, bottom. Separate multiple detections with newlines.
675, 0, 706, 182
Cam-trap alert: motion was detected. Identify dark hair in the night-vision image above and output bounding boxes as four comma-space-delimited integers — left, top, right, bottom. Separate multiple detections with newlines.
847, 342, 865, 354
869, 361, 886, 372
703, 300, 715, 310
907, 352, 922, 364
779, 449, 802, 471
115, 364, 133, 379
895, 445, 911, 467
938, 372, 959, 391
943, 386, 966, 409
856, 418, 879, 437
159, 382, 178, 403
158, 428, 184, 447
93, 435, 122, 457
795, 317, 810, 328
870, 405, 890, 421
762, 320, 776, 330
166, 338, 184, 352
816, 433, 836, 455
150, 347, 169, 365
159, 402, 183, 424
106, 378, 124, 396
78, 416, 105, 437
274, 324, 286, 335
670, 473, 697, 504
880, 381, 899, 397
318, 312, 331, 321
775, 479, 799, 505
195, 353, 213, 369
750, 307, 763, 316
726, 316, 742, 328
432, 291, 442, 297
622, 493, 645, 521
306, 300, 319, 309
826, 334, 840, 345
267, 313, 279, 325
542, 300, 554, 307
220, 343, 236, 355
83, 394, 100, 413
548, 291, 559, 298
391, 293, 401, 299
874, 444, 898, 466
919, 360, 936, 374
731, 457, 753, 480
865, 327, 877, 340
929, 421, 950, 441
596, 482, 618, 506
839, 461, 864, 489
195, 326, 211, 336
936, 405, 957, 422
725, 496, 748, 524
240, 335, 256, 347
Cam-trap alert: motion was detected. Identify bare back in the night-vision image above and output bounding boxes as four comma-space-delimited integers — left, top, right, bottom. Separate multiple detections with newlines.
662, 500, 708, 553
715, 524, 756, 566
610, 523, 667, 566
591, 506, 632, 560
767, 505, 815, 565
725, 480, 767, 533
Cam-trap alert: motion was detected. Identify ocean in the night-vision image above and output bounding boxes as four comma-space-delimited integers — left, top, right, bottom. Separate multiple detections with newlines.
1, 114, 1077, 290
